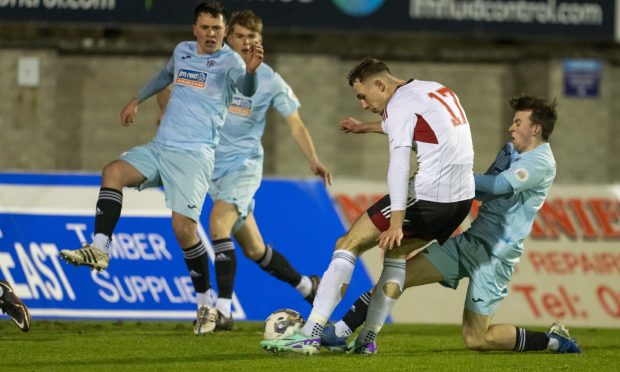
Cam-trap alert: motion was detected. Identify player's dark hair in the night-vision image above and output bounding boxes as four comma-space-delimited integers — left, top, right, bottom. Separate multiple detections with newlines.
509, 94, 557, 141
228, 9, 263, 34
194, 1, 227, 24
347, 57, 391, 87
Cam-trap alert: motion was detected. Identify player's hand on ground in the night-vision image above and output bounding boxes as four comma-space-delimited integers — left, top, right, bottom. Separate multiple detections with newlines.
121, 97, 139, 126
378, 227, 403, 251
311, 161, 332, 186
245, 41, 264, 73
340, 117, 365, 133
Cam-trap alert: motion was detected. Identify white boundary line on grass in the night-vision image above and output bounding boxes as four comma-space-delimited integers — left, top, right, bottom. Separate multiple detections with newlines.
30, 308, 197, 319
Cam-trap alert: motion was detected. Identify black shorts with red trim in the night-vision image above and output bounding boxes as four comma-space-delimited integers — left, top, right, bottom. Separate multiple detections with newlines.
366, 195, 472, 245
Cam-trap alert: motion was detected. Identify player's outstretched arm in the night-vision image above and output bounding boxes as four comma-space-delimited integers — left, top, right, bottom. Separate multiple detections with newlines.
285, 111, 332, 186
340, 117, 384, 134
121, 62, 174, 126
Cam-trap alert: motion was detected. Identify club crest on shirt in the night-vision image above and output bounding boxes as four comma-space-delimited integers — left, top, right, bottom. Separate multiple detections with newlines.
514, 168, 529, 182
229, 96, 252, 116
175, 69, 207, 88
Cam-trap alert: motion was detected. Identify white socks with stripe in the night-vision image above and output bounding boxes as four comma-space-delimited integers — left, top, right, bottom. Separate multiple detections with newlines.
358, 257, 406, 344
302, 250, 357, 338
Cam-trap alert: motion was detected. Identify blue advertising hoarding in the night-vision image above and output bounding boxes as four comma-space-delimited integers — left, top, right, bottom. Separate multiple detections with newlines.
0, 0, 615, 42
0, 172, 373, 321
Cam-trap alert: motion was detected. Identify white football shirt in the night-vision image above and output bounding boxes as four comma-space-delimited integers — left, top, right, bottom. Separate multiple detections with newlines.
382, 80, 475, 205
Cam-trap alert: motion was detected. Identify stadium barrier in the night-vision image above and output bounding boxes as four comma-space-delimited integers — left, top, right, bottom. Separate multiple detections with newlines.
0, 173, 372, 321
3, 172, 618, 327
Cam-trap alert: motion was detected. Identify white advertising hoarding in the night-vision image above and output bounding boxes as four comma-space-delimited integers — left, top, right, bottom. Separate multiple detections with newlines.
331, 180, 620, 328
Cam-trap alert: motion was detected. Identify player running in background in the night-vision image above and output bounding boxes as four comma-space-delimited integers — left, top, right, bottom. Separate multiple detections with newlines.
261, 57, 475, 354
158, 9, 330, 331
59, 1, 263, 336
0, 279, 31, 332
322, 95, 580, 354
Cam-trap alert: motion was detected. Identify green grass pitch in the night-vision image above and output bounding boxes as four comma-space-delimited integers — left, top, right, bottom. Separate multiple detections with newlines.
1, 320, 618, 371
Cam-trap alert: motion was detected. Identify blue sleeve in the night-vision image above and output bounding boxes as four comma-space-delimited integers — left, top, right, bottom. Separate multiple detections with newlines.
136, 58, 174, 103
271, 73, 301, 117
235, 72, 258, 97
484, 142, 513, 175
476, 142, 514, 200
474, 173, 514, 196
502, 155, 550, 194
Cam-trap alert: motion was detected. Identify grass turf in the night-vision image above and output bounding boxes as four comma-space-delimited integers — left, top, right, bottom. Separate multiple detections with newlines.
1, 320, 617, 371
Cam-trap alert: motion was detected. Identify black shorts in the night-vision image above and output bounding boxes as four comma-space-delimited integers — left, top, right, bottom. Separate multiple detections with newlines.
366, 195, 472, 245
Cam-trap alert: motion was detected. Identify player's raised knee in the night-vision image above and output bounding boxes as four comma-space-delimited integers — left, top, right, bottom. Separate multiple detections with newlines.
335, 234, 363, 255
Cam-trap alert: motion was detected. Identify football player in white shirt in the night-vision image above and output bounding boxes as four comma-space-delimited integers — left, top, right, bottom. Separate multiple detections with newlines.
324, 95, 580, 355
261, 58, 475, 355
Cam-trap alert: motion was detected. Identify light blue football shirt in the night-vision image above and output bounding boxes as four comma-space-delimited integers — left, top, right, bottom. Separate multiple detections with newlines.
212, 63, 300, 178
145, 42, 247, 152
469, 142, 556, 266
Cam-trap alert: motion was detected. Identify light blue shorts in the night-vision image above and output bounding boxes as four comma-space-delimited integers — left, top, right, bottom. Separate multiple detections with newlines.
120, 142, 214, 221
423, 232, 515, 316
209, 163, 262, 233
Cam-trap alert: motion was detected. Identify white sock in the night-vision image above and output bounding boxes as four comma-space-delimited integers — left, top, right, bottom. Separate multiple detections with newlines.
334, 320, 352, 338
216, 298, 232, 317
196, 292, 209, 308
358, 257, 406, 344
295, 276, 312, 297
196, 288, 216, 308
302, 250, 357, 337
547, 337, 560, 351
92, 233, 111, 254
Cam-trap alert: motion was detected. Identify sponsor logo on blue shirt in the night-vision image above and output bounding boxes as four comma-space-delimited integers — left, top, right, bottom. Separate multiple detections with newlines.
175, 69, 207, 88
229, 96, 252, 116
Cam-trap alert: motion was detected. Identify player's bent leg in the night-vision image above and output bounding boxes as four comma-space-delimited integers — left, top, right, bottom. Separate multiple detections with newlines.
461, 309, 508, 351
403, 252, 445, 289
101, 159, 146, 190
356, 239, 427, 351
330, 253, 445, 351
60, 160, 145, 272
461, 309, 580, 353
299, 213, 381, 349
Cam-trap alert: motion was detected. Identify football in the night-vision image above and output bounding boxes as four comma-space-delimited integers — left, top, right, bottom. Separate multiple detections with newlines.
263, 308, 305, 340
